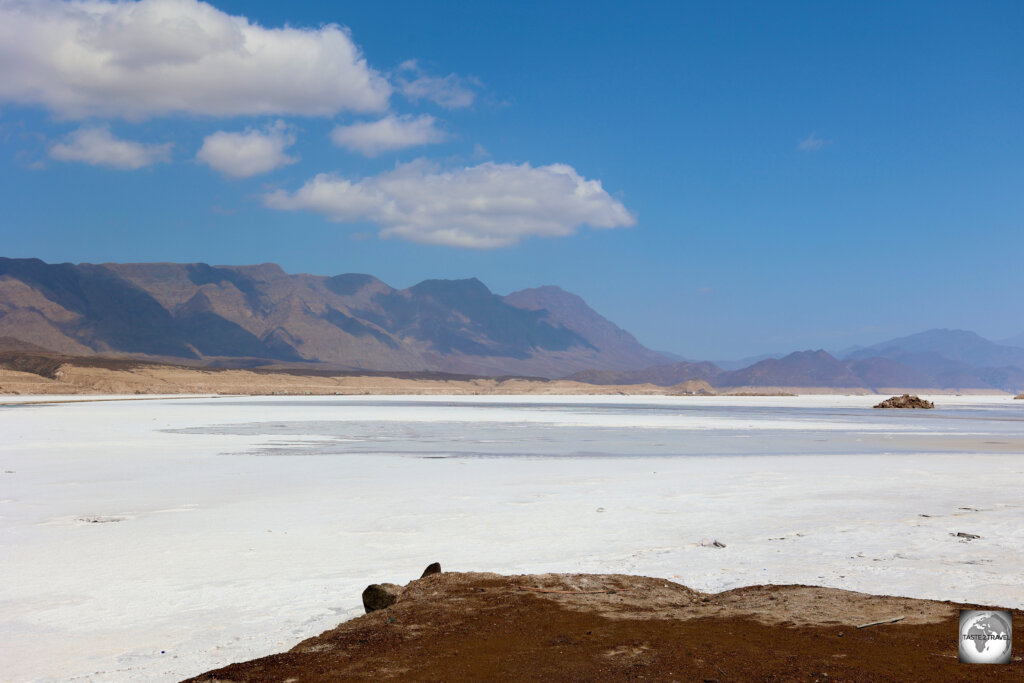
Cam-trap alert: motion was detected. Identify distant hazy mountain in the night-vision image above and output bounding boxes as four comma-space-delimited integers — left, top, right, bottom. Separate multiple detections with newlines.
569, 351, 880, 389
711, 352, 787, 371
653, 349, 691, 362
567, 348, 1024, 392
717, 350, 862, 388
845, 329, 1024, 369
1000, 331, 1024, 349
0, 258, 668, 377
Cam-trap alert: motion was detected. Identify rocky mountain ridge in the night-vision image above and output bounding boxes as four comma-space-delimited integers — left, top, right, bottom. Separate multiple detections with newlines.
0, 257, 666, 378
2, 258, 1021, 391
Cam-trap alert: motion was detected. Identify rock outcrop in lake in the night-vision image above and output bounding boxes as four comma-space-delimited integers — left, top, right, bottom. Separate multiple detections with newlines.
874, 394, 935, 409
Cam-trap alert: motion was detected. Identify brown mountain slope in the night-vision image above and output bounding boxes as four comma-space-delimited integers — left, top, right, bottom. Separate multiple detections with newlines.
0, 258, 667, 377
504, 286, 667, 371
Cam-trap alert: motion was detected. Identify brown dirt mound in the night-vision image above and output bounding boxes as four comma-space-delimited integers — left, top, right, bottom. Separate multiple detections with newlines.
874, 394, 935, 409
186, 572, 1020, 682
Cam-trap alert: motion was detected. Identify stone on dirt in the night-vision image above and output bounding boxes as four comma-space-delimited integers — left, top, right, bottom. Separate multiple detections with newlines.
362, 583, 404, 613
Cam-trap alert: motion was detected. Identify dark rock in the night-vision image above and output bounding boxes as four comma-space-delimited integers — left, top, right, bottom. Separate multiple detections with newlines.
873, 394, 934, 409
420, 562, 442, 578
362, 583, 404, 613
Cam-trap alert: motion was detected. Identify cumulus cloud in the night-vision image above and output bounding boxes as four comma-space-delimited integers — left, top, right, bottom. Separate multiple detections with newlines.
49, 125, 171, 169
197, 121, 297, 178
798, 132, 828, 151
330, 114, 447, 157
0, 0, 391, 119
264, 160, 636, 248
395, 60, 480, 109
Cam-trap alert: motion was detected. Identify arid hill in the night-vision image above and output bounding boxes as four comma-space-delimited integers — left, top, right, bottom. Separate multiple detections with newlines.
0, 258, 667, 377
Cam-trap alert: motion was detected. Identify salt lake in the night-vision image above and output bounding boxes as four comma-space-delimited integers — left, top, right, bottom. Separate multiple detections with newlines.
2, 394, 1022, 681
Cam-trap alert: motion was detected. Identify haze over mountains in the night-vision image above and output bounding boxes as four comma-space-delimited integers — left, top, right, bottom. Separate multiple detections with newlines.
568, 333, 1024, 392
1, 258, 1022, 392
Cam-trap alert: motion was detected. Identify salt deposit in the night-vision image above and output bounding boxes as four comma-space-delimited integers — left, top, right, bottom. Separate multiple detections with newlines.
1, 394, 1021, 681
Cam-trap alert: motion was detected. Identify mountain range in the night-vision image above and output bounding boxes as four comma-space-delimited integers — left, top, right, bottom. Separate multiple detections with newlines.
1, 258, 1021, 392
0, 257, 666, 377
565, 333, 1024, 392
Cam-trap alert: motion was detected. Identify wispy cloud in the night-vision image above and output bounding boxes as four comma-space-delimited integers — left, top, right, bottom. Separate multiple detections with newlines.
330, 115, 447, 157
395, 60, 481, 109
197, 121, 297, 178
797, 132, 829, 152
265, 160, 636, 248
49, 126, 171, 169
0, 0, 390, 119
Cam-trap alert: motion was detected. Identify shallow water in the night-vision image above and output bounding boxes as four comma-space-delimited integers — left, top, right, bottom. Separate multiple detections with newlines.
167, 395, 1024, 458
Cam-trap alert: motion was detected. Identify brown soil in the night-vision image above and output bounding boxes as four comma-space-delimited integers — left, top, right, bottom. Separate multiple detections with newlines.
0, 351, 667, 396
186, 572, 1020, 682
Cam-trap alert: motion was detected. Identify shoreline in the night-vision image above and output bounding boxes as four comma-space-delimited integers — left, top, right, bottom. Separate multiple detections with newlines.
1, 351, 1011, 397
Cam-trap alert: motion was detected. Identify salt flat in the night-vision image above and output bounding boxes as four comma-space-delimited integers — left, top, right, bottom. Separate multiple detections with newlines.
1, 394, 1022, 681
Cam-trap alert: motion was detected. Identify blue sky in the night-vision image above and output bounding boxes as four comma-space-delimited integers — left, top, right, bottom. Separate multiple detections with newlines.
1, 0, 1022, 358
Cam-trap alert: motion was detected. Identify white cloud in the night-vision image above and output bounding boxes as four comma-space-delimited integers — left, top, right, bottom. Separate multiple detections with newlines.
49, 125, 171, 169
396, 59, 480, 109
264, 160, 636, 248
197, 121, 296, 178
798, 132, 828, 151
0, 0, 391, 119
330, 114, 447, 157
